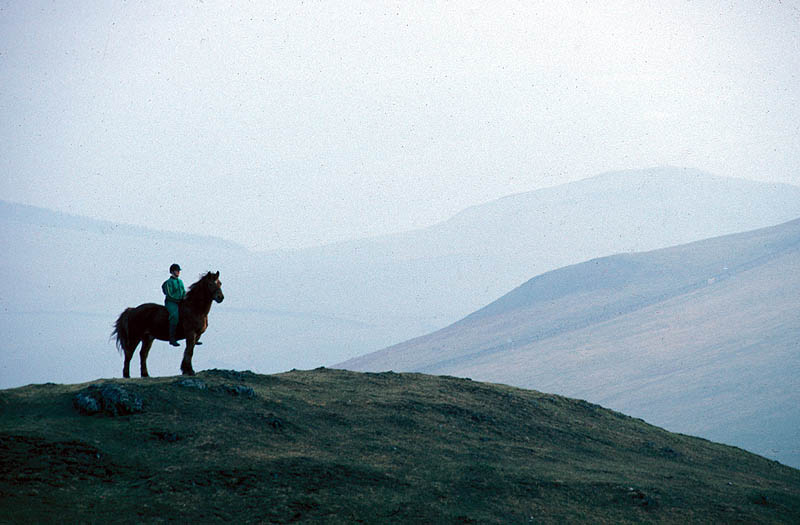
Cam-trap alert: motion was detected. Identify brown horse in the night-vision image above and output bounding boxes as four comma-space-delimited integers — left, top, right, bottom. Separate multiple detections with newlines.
112, 271, 224, 378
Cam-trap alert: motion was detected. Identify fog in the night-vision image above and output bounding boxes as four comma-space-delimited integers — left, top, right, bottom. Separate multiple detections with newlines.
3, 167, 800, 389
2, 1, 799, 250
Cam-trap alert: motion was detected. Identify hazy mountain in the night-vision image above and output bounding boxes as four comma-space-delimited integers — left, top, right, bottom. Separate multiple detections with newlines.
4, 166, 800, 389
0, 200, 377, 387
339, 217, 800, 468
1, 368, 798, 522
255, 167, 800, 325
0, 200, 245, 251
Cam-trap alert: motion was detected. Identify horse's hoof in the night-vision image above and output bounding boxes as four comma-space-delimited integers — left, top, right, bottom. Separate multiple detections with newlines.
181, 369, 195, 376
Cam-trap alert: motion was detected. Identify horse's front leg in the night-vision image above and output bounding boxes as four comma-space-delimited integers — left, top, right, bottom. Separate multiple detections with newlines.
180, 333, 196, 376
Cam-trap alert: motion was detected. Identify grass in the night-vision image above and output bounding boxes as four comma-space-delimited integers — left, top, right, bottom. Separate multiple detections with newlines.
1, 367, 798, 523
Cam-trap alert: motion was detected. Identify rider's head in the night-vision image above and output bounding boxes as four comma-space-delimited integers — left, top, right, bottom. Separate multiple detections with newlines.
169, 263, 181, 276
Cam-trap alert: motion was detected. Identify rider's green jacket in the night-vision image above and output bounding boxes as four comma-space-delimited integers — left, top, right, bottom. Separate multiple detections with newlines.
162, 276, 186, 303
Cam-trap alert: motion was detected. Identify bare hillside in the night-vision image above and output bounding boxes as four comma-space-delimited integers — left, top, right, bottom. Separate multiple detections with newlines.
339, 218, 800, 468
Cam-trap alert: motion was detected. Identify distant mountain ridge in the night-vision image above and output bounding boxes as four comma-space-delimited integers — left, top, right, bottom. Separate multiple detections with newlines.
0, 200, 247, 251
4, 166, 800, 389
339, 217, 800, 468
252, 167, 800, 325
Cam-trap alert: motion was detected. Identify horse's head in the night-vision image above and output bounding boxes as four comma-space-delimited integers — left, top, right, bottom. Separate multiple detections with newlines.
187, 271, 225, 304
208, 271, 224, 303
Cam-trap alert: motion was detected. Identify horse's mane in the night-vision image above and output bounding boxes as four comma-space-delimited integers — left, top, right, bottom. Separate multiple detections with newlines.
186, 272, 216, 301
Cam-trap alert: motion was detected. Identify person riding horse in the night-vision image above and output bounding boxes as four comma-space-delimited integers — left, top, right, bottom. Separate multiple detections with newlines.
115, 270, 223, 378
162, 263, 187, 346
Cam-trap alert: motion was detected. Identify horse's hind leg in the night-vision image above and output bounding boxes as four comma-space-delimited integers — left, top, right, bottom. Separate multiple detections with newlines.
122, 342, 137, 379
139, 336, 155, 378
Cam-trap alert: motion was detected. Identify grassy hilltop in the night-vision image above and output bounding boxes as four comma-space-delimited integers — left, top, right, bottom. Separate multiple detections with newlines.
1, 368, 799, 523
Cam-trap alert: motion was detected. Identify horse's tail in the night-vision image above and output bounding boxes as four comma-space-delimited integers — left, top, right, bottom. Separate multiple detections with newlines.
112, 307, 134, 354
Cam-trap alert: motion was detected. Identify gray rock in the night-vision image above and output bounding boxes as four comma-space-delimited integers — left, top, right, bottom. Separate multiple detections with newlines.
73, 383, 143, 416
221, 384, 255, 398
73, 393, 100, 414
177, 378, 207, 390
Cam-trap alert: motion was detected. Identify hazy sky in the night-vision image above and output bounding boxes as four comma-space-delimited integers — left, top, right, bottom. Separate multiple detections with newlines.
2, 1, 799, 250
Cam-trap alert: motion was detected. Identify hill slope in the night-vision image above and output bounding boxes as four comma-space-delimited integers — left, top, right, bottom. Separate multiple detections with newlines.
1, 368, 799, 523
340, 218, 800, 468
